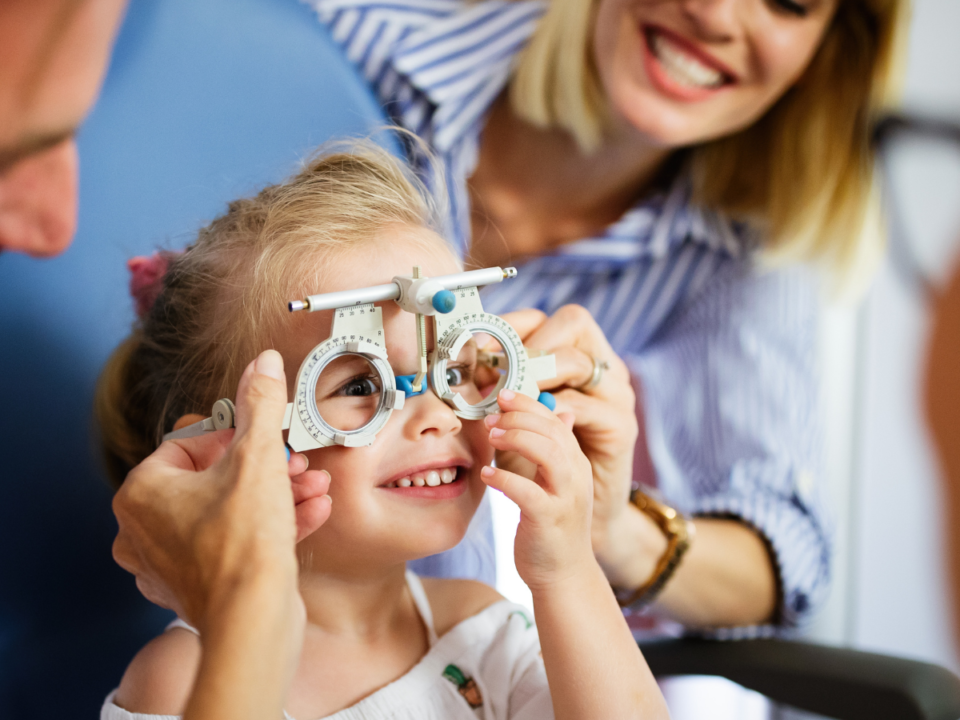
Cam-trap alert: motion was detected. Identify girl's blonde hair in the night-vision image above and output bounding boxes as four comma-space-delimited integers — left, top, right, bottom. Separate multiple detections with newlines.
95, 140, 446, 488
510, 0, 910, 284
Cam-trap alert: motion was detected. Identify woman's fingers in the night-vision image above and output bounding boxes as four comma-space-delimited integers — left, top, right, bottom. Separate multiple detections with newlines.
552, 388, 637, 439
521, 305, 615, 357
535, 346, 604, 394
480, 465, 546, 514
498, 309, 549, 342
509, 306, 630, 396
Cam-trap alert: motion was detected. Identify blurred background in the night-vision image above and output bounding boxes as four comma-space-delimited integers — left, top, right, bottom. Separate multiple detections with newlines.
0, 0, 958, 717
810, 0, 959, 671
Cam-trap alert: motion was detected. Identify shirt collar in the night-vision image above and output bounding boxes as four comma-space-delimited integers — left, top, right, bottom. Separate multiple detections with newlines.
388, 0, 745, 259
390, 0, 545, 150
554, 174, 746, 263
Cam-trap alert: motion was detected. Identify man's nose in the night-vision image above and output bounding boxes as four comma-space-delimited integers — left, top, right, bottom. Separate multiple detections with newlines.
0, 138, 79, 257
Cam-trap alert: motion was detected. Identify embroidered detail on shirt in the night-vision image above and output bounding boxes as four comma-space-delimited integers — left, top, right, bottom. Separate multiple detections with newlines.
442, 664, 483, 709
509, 609, 533, 629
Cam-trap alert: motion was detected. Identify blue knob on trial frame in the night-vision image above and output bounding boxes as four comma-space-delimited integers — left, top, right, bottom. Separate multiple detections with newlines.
537, 392, 556, 411
396, 374, 428, 397
431, 289, 456, 314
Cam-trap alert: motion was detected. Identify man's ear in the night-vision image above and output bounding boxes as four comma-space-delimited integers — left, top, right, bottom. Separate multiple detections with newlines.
172, 414, 206, 432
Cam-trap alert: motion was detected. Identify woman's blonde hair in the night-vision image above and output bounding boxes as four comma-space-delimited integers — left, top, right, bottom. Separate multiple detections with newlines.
510, 0, 910, 285
95, 140, 447, 488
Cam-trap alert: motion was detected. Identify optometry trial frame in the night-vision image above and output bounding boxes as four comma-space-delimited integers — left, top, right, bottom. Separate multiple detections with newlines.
163, 266, 557, 451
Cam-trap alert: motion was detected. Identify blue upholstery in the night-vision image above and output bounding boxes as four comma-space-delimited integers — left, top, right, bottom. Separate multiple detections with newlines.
0, 0, 384, 715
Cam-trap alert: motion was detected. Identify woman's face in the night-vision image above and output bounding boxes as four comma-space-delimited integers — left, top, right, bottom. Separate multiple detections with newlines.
593, 0, 839, 146
275, 227, 493, 574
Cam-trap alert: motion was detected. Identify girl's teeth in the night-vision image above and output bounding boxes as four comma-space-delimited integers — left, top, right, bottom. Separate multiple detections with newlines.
391, 468, 457, 488
651, 32, 723, 89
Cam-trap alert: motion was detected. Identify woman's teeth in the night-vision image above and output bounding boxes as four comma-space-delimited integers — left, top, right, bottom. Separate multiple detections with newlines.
650, 31, 724, 89
383, 467, 458, 488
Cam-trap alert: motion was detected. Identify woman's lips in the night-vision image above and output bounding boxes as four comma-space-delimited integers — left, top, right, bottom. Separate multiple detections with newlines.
640, 24, 736, 102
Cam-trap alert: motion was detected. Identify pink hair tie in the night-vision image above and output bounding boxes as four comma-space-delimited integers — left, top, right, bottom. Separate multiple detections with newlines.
128, 252, 176, 318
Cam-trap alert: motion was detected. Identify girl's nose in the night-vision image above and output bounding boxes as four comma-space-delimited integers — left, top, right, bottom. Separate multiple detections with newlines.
403, 390, 463, 440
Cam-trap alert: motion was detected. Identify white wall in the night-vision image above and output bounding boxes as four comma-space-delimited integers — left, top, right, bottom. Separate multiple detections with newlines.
820, 0, 960, 671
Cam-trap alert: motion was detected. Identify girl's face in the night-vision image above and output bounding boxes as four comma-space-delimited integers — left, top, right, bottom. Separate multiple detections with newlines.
593, 0, 838, 146
276, 227, 492, 574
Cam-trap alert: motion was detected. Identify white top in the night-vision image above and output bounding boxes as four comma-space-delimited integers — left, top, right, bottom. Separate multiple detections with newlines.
101, 572, 553, 720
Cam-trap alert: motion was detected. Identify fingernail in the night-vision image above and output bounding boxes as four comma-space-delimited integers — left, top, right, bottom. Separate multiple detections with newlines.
484, 413, 501, 428
499, 388, 515, 402
299, 453, 309, 469
489, 427, 505, 438
322, 494, 332, 505
255, 349, 284, 381
481, 466, 495, 477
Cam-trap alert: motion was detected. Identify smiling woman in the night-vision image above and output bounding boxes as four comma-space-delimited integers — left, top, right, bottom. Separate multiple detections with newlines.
513, 0, 906, 279
304, 0, 911, 637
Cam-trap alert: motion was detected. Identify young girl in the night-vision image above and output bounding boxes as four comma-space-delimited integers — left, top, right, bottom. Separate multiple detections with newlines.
96, 142, 669, 720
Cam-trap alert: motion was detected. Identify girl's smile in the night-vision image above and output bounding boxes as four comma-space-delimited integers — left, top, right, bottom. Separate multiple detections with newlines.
378, 460, 472, 492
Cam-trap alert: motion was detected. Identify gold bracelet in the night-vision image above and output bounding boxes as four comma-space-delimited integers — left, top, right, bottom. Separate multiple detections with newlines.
616, 490, 694, 609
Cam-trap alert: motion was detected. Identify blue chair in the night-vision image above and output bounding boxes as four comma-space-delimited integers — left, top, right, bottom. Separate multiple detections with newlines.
0, 0, 385, 715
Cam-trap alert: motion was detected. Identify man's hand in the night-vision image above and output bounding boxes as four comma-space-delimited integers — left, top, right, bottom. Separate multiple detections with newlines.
111, 350, 332, 630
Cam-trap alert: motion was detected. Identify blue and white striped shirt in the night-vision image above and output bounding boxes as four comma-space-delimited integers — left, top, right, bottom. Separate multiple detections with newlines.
307, 0, 830, 632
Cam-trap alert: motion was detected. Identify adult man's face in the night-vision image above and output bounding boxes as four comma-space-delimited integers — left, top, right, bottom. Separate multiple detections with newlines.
0, 0, 126, 257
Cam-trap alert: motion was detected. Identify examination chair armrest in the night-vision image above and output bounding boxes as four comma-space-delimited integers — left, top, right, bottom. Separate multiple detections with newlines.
639, 638, 960, 720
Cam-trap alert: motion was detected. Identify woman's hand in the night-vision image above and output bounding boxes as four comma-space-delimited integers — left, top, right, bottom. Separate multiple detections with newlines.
479, 388, 595, 590
497, 305, 640, 572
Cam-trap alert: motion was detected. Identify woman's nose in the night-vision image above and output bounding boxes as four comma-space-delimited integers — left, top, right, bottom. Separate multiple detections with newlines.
403, 391, 463, 440
678, 0, 743, 44
0, 138, 79, 257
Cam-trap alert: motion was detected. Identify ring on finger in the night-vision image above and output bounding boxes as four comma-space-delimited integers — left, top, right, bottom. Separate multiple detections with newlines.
579, 356, 610, 390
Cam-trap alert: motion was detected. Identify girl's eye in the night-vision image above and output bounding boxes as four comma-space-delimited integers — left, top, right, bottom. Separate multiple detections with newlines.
771, 0, 808, 16
446, 367, 466, 386
339, 376, 380, 397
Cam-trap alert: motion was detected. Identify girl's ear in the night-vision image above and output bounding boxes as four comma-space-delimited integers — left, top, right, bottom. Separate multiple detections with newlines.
172, 414, 206, 432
